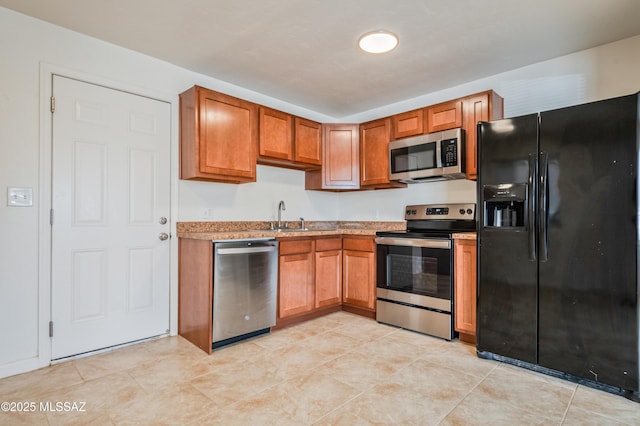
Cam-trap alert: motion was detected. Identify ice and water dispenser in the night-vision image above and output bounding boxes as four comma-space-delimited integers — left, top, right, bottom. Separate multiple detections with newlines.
483, 184, 527, 228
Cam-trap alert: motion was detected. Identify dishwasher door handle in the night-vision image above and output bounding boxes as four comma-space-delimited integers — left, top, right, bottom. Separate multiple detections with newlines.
216, 246, 277, 255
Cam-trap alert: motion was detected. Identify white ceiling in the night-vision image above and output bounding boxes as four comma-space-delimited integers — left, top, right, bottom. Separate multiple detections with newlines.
3, 0, 640, 118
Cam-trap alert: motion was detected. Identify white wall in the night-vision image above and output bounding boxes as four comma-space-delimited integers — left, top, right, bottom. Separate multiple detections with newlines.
1, 5, 639, 378
338, 35, 640, 220
0, 7, 333, 378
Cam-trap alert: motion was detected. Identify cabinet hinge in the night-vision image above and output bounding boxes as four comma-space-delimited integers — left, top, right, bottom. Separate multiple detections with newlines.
49, 321, 53, 337
50, 96, 55, 113
50, 209, 54, 225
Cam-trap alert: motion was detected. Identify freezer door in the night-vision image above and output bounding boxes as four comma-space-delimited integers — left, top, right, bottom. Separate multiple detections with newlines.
477, 114, 539, 364
538, 94, 639, 391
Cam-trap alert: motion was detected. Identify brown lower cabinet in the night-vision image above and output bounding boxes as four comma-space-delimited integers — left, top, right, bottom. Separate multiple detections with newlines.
341, 236, 376, 317
178, 235, 377, 352
178, 238, 213, 354
278, 239, 315, 318
454, 238, 477, 344
277, 235, 376, 327
314, 237, 342, 308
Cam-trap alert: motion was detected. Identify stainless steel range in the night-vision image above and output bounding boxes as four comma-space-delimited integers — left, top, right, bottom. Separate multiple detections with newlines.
375, 203, 476, 340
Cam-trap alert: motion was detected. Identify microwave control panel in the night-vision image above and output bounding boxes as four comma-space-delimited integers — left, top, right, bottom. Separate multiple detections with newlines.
441, 138, 458, 167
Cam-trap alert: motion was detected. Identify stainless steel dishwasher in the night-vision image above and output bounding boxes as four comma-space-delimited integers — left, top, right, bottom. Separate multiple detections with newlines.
212, 238, 278, 348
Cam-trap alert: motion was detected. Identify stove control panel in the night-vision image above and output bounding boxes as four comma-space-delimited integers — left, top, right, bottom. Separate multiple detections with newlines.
405, 203, 475, 220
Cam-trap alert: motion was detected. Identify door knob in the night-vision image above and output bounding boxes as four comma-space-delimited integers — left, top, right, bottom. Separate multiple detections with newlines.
159, 233, 169, 241
159, 217, 167, 225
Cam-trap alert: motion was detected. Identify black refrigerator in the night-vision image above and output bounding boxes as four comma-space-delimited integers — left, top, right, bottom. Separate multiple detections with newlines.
477, 93, 639, 401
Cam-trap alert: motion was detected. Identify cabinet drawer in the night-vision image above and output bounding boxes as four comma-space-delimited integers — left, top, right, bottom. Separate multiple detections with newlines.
315, 237, 342, 251
343, 237, 375, 252
279, 239, 313, 255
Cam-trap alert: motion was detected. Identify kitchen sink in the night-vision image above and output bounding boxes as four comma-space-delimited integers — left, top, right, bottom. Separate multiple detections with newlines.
250, 227, 310, 232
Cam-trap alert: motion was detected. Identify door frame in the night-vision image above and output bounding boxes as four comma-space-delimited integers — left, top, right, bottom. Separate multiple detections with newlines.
36, 63, 179, 369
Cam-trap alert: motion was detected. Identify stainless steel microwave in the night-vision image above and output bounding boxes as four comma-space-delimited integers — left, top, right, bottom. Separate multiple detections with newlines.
389, 128, 465, 183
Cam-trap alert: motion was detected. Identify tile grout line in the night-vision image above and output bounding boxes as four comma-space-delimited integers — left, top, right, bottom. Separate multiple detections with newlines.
559, 385, 578, 425
436, 360, 502, 425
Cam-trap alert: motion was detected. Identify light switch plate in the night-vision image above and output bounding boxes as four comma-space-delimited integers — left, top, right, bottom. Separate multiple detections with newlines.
8, 187, 33, 207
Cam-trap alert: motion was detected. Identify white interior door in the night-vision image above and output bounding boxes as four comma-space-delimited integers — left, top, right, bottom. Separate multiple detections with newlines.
51, 75, 171, 360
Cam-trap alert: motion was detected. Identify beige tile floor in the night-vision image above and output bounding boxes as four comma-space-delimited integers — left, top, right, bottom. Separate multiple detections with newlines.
1, 311, 638, 425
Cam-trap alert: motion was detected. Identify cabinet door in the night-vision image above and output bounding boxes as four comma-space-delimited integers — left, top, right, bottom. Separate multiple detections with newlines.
294, 117, 322, 166
427, 100, 463, 132
462, 94, 487, 181
315, 249, 342, 308
391, 108, 424, 140
278, 251, 315, 318
195, 87, 257, 182
321, 124, 360, 189
259, 107, 293, 161
360, 118, 392, 187
342, 249, 375, 310
454, 239, 477, 338
463, 91, 503, 180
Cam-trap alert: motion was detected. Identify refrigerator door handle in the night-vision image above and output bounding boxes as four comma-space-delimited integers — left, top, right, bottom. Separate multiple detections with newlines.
528, 153, 537, 261
539, 151, 549, 262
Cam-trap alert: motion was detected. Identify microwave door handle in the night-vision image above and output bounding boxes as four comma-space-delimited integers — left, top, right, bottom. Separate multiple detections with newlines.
435, 141, 443, 168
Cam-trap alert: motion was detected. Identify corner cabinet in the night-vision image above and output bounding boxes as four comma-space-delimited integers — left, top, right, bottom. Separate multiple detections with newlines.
454, 238, 477, 344
179, 86, 257, 183
342, 236, 376, 317
257, 107, 322, 170
305, 124, 360, 191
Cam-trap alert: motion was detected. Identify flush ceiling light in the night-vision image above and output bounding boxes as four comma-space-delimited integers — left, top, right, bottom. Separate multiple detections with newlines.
358, 30, 398, 54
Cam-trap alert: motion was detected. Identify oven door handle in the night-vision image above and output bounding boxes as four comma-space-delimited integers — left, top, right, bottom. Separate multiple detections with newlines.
375, 237, 451, 249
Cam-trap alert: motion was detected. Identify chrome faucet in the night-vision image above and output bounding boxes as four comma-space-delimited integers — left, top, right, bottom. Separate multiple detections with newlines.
277, 200, 286, 229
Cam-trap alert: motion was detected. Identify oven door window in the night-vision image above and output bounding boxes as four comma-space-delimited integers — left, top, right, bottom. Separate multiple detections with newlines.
390, 142, 437, 174
379, 245, 451, 300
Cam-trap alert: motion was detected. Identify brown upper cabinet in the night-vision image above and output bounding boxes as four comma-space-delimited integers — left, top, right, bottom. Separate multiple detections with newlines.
426, 99, 463, 132
462, 91, 504, 180
293, 117, 322, 166
258, 106, 293, 161
179, 85, 257, 183
180, 84, 502, 186
360, 118, 406, 189
388, 90, 503, 181
306, 124, 360, 191
391, 108, 425, 140
257, 107, 322, 170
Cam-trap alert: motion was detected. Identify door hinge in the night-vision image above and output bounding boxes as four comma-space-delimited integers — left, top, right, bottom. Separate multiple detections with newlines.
49, 321, 54, 337
50, 96, 55, 113
50, 209, 54, 225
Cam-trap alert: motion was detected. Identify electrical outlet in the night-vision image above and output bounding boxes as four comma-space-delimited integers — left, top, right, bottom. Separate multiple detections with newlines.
202, 208, 214, 219
8, 187, 33, 207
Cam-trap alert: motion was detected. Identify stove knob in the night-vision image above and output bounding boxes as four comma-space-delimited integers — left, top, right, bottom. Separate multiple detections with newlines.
467, 208, 473, 215
459, 208, 465, 215
412, 209, 417, 215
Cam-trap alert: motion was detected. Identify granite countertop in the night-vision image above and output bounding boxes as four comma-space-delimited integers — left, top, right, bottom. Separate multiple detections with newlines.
177, 221, 406, 241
